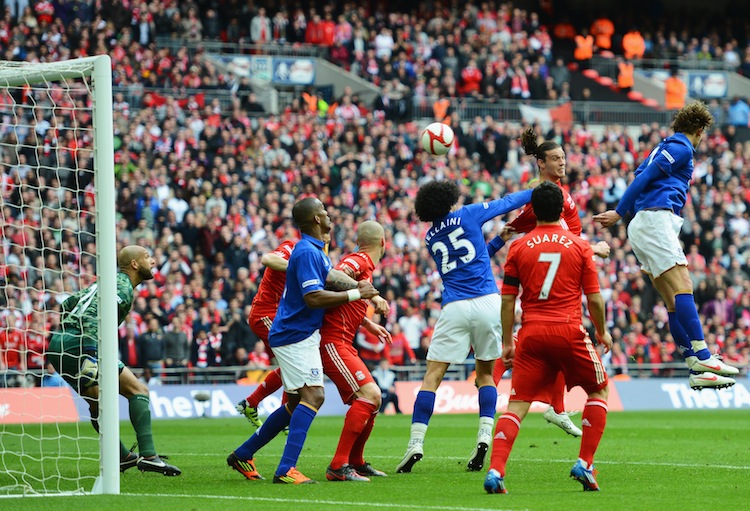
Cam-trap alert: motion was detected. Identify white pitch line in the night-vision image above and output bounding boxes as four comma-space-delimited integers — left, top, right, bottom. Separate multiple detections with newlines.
121, 492, 525, 511
46, 452, 750, 471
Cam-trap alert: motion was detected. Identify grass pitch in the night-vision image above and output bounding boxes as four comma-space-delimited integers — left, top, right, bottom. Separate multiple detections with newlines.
2, 410, 748, 510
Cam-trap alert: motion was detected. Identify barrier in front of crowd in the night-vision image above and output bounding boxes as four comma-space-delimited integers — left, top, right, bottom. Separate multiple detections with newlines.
1, 377, 748, 424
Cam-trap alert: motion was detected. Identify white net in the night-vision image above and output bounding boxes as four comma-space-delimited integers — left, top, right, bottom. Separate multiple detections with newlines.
0, 58, 112, 495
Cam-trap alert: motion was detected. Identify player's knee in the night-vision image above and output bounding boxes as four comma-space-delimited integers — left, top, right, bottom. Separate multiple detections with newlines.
360, 384, 382, 408
590, 383, 609, 401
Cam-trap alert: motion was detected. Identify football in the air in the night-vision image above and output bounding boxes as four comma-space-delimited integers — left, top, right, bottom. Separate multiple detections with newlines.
421, 122, 455, 156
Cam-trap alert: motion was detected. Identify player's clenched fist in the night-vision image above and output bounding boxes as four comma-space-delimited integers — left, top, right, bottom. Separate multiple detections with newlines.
357, 280, 379, 299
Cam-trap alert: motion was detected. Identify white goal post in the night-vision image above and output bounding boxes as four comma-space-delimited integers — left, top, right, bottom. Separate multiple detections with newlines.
0, 56, 119, 495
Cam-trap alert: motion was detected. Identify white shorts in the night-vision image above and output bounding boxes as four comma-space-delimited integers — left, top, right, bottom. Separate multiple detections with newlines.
627, 209, 687, 278
427, 294, 502, 364
272, 330, 324, 393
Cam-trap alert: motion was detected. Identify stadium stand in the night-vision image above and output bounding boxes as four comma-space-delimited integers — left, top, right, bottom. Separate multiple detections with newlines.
0, 1, 748, 388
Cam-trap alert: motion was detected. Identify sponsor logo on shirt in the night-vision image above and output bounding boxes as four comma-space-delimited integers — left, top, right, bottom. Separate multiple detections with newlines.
661, 149, 675, 164
302, 279, 321, 288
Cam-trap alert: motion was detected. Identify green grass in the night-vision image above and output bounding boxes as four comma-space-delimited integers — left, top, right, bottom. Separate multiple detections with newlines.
2, 410, 749, 510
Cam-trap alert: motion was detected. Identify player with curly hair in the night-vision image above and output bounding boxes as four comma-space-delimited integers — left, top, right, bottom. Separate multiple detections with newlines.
396, 180, 531, 474
595, 101, 738, 390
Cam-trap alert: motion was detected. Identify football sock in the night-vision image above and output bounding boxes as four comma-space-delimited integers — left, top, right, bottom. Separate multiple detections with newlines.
129, 394, 156, 457
90, 417, 130, 459
349, 401, 378, 467
668, 310, 695, 358
674, 293, 711, 360
235, 403, 292, 459
478, 385, 497, 419
412, 390, 436, 425
550, 372, 566, 414
489, 412, 521, 477
492, 359, 507, 386
579, 398, 608, 466
245, 368, 283, 408
350, 408, 377, 467
276, 402, 317, 476
408, 422, 428, 444
331, 398, 377, 469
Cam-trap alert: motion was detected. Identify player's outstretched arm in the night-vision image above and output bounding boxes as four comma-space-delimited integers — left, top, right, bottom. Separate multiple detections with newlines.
325, 268, 359, 290
305, 281, 379, 309
586, 292, 612, 353
486, 225, 516, 257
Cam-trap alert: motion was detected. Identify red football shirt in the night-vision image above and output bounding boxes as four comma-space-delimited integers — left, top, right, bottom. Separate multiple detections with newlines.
508, 183, 582, 236
24, 331, 47, 369
250, 240, 295, 319
320, 252, 375, 343
502, 224, 599, 324
0, 329, 23, 369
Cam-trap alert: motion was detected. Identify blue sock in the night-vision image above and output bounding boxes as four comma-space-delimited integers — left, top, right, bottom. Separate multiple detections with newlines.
276, 403, 317, 476
674, 293, 711, 360
412, 390, 436, 425
235, 405, 291, 459
478, 385, 497, 418
668, 310, 695, 358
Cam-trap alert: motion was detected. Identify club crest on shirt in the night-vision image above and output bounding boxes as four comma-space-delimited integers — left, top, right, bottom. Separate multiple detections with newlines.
355, 371, 365, 381
310, 368, 320, 378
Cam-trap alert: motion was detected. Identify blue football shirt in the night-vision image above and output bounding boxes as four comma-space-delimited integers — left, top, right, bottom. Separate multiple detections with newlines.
425, 189, 532, 305
269, 234, 332, 347
616, 133, 695, 217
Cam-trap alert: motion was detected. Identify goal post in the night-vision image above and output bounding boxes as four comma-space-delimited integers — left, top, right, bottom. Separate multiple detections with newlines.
0, 55, 119, 495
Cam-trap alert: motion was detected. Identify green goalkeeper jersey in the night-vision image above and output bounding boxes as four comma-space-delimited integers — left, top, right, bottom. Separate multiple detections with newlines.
60, 272, 135, 337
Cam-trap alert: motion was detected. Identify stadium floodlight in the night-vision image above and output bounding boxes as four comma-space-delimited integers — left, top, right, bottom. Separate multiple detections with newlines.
0, 55, 119, 496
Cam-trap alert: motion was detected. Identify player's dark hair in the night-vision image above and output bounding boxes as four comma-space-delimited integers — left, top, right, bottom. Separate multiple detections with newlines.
414, 180, 460, 222
671, 101, 713, 135
531, 181, 563, 222
292, 197, 320, 229
520, 126, 561, 162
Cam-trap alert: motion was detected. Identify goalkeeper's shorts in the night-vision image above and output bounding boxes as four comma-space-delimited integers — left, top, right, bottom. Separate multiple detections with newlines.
47, 331, 125, 393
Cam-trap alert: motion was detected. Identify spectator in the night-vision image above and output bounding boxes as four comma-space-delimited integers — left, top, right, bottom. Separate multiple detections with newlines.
383, 324, 417, 366
372, 359, 402, 414
164, 315, 189, 370
250, 7, 272, 45
138, 318, 165, 372
727, 97, 750, 126
138, 366, 163, 387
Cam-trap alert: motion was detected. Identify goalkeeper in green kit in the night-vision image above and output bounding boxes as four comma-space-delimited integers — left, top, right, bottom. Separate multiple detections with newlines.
47, 245, 181, 476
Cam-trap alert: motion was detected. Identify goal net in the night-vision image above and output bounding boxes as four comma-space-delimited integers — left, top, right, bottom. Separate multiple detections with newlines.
0, 56, 119, 496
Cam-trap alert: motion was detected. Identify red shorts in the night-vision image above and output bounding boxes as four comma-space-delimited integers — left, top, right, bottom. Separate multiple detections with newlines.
509, 322, 608, 403
248, 312, 273, 355
321, 340, 375, 405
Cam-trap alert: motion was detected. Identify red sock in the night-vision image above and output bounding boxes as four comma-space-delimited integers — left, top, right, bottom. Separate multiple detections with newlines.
331, 398, 377, 470
245, 368, 283, 407
578, 398, 608, 466
550, 372, 567, 414
492, 359, 507, 386
349, 406, 378, 467
489, 412, 521, 477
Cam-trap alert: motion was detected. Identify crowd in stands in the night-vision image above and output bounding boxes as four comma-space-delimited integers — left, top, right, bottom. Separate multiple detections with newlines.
0, 1, 750, 388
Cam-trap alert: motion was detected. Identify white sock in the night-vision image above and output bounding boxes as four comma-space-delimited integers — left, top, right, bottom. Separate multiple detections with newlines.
478, 416, 494, 440
691, 341, 709, 358
409, 422, 428, 444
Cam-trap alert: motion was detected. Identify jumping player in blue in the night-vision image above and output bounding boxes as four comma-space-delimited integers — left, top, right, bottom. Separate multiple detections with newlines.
595, 101, 738, 390
396, 181, 532, 474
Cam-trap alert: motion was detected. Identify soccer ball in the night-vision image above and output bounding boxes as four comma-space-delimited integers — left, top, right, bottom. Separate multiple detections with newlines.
421, 122, 455, 156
